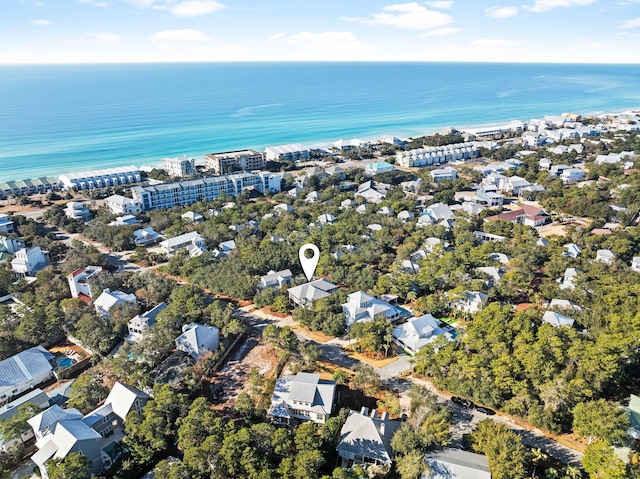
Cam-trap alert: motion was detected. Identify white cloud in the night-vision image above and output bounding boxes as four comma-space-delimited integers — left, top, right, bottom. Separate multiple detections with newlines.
620, 16, 640, 28
32, 19, 52, 26
350, 2, 453, 30
78, 0, 108, 7
523, 0, 596, 13
272, 31, 370, 52
421, 27, 460, 36
471, 38, 522, 47
87, 32, 121, 42
33, 1, 45, 6
125, 0, 225, 16
425, 1, 453, 9
485, 6, 518, 18
170, 0, 226, 17
149, 29, 212, 43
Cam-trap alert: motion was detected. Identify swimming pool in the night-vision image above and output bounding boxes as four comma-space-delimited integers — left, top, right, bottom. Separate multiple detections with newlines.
55, 356, 77, 370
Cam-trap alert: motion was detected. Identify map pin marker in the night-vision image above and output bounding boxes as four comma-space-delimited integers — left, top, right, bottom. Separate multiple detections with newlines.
299, 243, 320, 281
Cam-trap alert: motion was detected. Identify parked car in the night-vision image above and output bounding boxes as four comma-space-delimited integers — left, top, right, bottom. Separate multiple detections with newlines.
451, 396, 473, 408
474, 405, 496, 415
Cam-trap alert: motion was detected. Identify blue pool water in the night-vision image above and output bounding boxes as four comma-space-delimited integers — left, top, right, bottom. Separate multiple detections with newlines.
55, 356, 76, 369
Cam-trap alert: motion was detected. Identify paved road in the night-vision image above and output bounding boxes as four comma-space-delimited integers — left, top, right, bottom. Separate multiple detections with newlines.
236, 305, 583, 466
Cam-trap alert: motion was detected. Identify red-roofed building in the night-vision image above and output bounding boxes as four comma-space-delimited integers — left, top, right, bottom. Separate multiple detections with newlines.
484, 205, 549, 227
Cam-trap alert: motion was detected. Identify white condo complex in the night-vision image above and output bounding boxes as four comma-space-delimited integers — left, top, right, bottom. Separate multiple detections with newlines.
59, 166, 142, 190
104, 172, 281, 213
396, 142, 483, 168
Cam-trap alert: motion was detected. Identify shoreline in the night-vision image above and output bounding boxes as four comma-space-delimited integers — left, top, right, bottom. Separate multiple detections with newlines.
1, 105, 638, 185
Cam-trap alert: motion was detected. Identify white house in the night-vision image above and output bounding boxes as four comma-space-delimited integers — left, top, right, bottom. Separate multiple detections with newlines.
163, 156, 195, 177
67, 266, 104, 301
392, 314, 453, 355
430, 167, 457, 182
498, 175, 532, 195
259, 269, 293, 289
59, 166, 141, 190
596, 249, 616, 264
269, 372, 336, 425
160, 232, 206, 257
63, 202, 91, 221
94, 289, 137, 319
0, 347, 54, 403
342, 291, 403, 327
287, 279, 338, 309
425, 449, 491, 479
265, 144, 309, 162
181, 211, 204, 223
450, 291, 488, 314
542, 311, 575, 328
563, 243, 582, 258
126, 302, 167, 343
318, 213, 337, 225
426, 203, 454, 222
133, 227, 163, 247
0, 235, 25, 262
364, 161, 395, 177
561, 168, 585, 184
559, 268, 580, 290
104, 194, 143, 216
11, 246, 49, 277
355, 181, 390, 204
175, 323, 219, 360
631, 257, 640, 272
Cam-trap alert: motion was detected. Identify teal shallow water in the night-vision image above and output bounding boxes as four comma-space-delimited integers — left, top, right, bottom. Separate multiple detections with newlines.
1, 62, 640, 183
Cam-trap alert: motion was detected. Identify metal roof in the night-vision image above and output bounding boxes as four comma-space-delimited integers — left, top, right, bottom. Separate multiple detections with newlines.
0, 347, 54, 389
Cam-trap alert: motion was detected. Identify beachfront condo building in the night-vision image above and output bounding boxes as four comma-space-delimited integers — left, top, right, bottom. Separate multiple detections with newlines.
163, 156, 196, 177
59, 166, 142, 190
204, 150, 265, 175
129, 172, 281, 212
265, 144, 310, 162
396, 142, 482, 168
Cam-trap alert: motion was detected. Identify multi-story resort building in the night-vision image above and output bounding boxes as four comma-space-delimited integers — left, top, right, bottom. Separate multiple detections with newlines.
59, 166, 141, 190
204, 150, 265, 175
396, 142, 482, 168
122, 172, 281, 212
162, 156, 196, 177
265, 144, 310, 162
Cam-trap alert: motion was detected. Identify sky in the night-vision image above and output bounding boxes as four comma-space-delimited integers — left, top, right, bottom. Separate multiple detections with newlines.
2, 0, 640, 64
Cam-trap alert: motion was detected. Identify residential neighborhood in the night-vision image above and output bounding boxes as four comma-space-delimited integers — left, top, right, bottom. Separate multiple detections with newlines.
1, 110, 640, 479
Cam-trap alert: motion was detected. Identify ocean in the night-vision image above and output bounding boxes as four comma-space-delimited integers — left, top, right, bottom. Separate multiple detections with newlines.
1, 62, 640, 184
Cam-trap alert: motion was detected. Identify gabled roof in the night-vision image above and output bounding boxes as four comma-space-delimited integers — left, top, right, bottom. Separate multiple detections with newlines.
338, 409, 400, 465
0, 388, 50, 423
104, 382, 149, 421
393, 314, 453, 352
542, 311, 575, 327
288, 279, 338, 303
426, 448, 491, 479
0, 347, 54, 390
175, 323, 219, 359
94, 289, 136, 313
27, 405, 83, 436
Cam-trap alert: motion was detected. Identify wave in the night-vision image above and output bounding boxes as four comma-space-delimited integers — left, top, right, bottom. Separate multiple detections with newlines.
231, 103, 283, 117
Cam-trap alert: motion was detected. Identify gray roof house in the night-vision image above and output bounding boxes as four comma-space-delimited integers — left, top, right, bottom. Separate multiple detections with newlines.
342, 291, 403, 328
450, 291, 488, 314
133, 227, 163, 247
542, 311, 575, 328
0, 388, 50, 452
259, 269, 293, 289
126, 302, 168, 343
337, 408, 400, 470
175, 323, 219, 360
424, 448, 491, 479
29, 382, 148, 479
0, 346, 55, 403
287, 279, 338, 309
269, 372, 336, 425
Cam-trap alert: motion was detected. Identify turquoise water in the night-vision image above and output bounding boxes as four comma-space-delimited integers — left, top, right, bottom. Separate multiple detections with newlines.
55, 356, 76, 370
1, 62, 640, 183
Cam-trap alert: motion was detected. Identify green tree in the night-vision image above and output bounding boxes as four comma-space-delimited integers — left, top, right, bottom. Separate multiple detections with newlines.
396, 450, 429, 479
66, 371, 108, 414
470, 419, 527, 479
582, 440, 627, 479
572, 400, 629, 445
46, 452, 91, 479
351, 364, 381, 396
0, 403, 42, 448
155, 459, 191, 479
